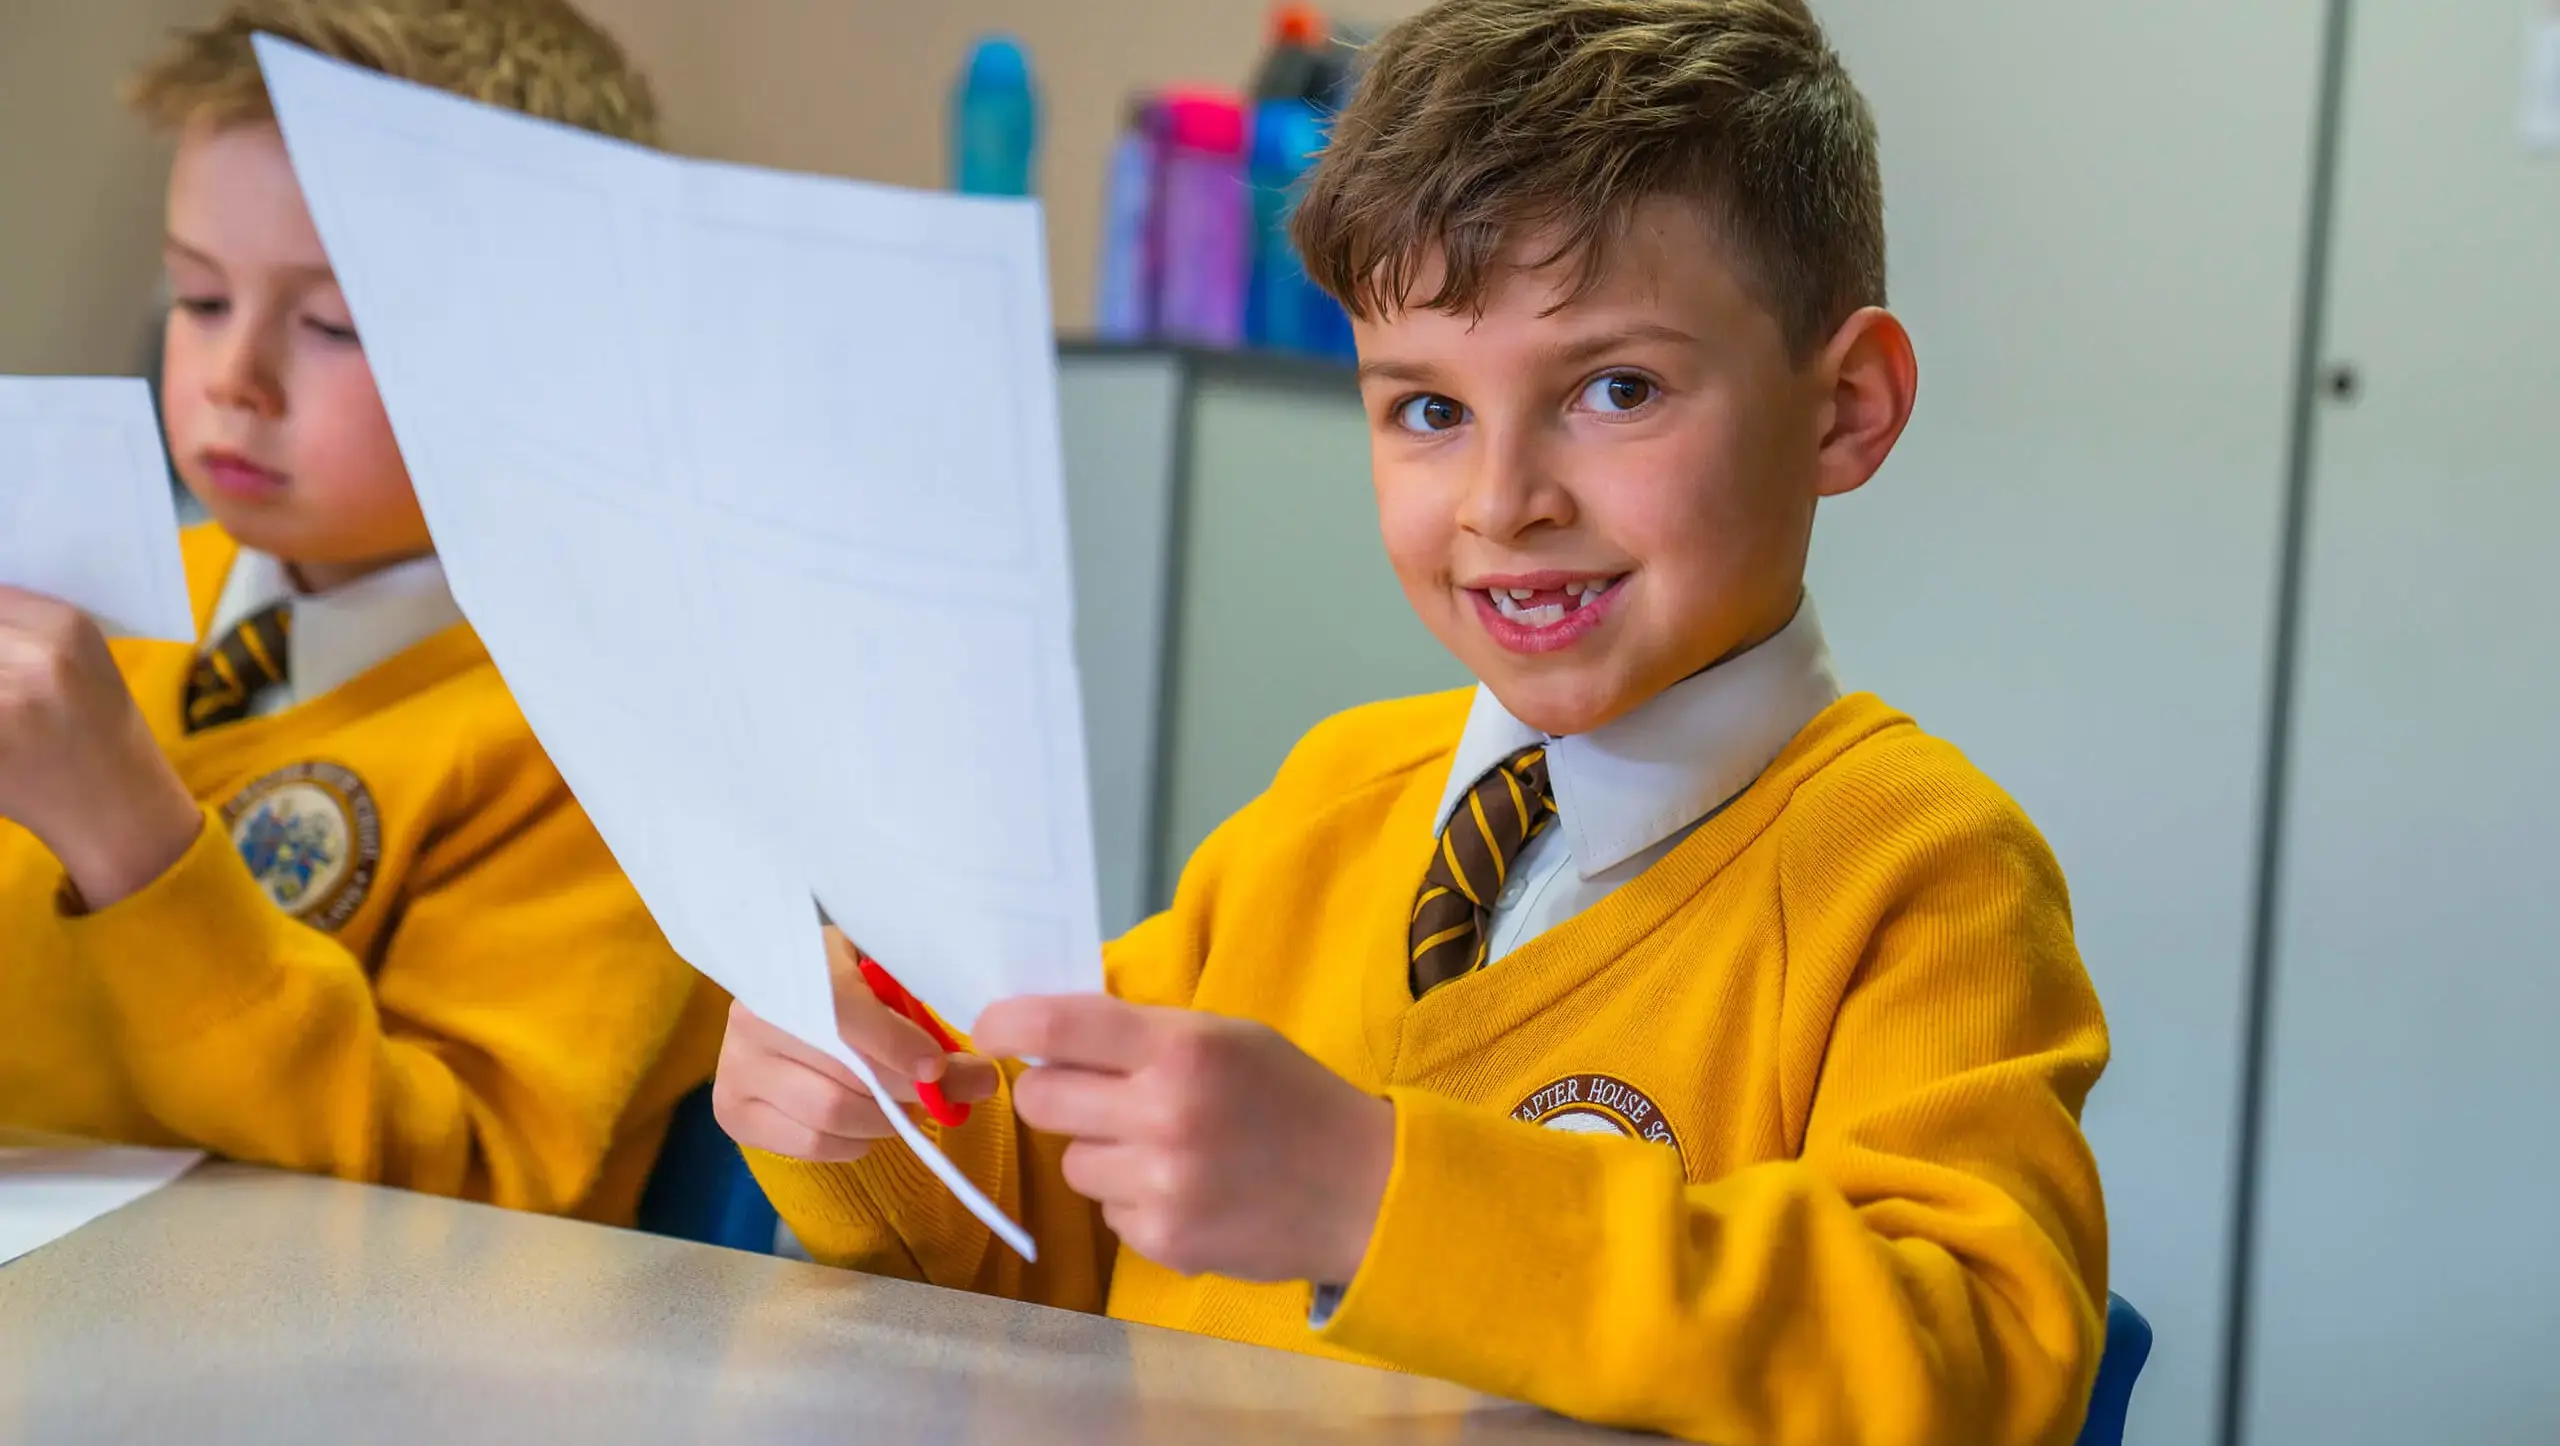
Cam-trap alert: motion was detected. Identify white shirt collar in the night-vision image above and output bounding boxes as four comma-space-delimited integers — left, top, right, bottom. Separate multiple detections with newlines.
205, 547, 464, 704
1434, 596, 1844, 879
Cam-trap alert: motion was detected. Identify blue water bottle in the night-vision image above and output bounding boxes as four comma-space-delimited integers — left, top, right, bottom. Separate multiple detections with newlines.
951, 36, 1038, 197
1246, 99, 1329, 352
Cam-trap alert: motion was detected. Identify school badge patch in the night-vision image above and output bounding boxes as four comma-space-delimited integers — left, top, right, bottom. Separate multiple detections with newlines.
221, 761, 381, 932
1513, 1073, 1683, 1155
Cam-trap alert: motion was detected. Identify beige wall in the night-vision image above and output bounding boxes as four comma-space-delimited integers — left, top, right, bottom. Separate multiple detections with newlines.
0, 0, 1422, 376
590, 0, 1426, 331
0, 0, 221, 375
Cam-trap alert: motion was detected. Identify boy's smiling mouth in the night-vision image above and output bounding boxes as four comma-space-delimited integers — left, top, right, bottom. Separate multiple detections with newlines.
1464, 571, 1628, 653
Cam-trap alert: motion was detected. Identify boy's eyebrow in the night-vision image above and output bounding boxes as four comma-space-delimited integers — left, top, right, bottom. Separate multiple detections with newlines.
1541, 322, 1702, 364
162, 235, 219, 268
1354, 322, 1704, 388
162, 234, 337, 284
1353, 357, 1444, 388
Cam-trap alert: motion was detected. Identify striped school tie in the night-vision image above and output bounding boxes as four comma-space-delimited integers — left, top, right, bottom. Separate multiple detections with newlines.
183, 601, 293, 733
1409, 744, 1558, 996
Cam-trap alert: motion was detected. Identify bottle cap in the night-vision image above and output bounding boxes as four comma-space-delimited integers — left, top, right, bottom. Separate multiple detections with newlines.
1271, 3, 1327, 48
1159, 89, 1247, 155
962, 34, 1031, 91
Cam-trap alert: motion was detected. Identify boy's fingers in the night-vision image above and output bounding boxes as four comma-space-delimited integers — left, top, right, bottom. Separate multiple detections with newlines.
721, 1096, 873, 1164
1013, 1063, 1136, 1140
728, 1000, 868, 1092
826, 1050, 999, 1107
974, 994, 1154, 1072
728, 998, 971, 1103
0, 586, 66, 625
756, 1052, 902, 1141
822, 930, 947, 1079
938, 1052, 1003, 1105
1056, 1139, 1145, 1206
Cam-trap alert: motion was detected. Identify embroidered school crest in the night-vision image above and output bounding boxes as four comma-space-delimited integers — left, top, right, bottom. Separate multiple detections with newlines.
221, 762, 381, 932
1513, 1073, 1682, 1155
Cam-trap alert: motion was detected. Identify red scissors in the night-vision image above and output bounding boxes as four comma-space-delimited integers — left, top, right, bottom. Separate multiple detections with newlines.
817, 902, 970, 1129
852, 950, 971, 1129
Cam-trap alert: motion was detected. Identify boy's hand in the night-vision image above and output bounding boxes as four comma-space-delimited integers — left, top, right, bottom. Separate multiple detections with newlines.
974, 995, 1394, 1287
712, 925, 1001, 1161
0, 587, 201, 910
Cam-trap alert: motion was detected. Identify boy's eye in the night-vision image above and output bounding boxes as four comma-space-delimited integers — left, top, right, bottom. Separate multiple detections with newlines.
304, 317, 361, 344
173, 297, 228, 319
1395, 394, 1468, 433
1580, 373, 1657, 414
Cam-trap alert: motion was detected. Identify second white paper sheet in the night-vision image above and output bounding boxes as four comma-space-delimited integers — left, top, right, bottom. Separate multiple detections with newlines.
0, 377, 194, 642
256, 37, 1106, 1259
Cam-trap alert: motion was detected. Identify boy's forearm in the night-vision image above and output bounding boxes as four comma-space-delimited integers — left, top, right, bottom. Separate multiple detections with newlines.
39, 771, 202, 914
1318, 1085, 2105, 1446
746, 1146, 933, 1281
65, 803, 698, 1216
754, 1063, 1116, 1313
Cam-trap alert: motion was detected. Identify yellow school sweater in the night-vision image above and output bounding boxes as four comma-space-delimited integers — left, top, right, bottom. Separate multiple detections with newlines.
752, 690, 2110, 1446
0, 524, 725, 1225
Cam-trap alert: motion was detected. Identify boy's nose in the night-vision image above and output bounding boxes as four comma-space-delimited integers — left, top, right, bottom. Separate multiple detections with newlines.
1456, 422, 1573, 539
205, 335, 285, 420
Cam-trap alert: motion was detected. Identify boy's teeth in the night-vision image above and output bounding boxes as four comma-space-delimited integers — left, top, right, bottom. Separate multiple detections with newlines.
1485, 578, 1617, 625
1488, 590, 1568, 626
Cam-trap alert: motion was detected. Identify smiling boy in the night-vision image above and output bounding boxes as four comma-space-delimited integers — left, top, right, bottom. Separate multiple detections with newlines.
0, 0, 721, 1226
716, 2, 2110, 1442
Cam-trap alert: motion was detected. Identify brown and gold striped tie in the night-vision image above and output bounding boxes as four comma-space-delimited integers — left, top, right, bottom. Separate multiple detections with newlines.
183, 601, 293, 733
1409, 744, 1558, 996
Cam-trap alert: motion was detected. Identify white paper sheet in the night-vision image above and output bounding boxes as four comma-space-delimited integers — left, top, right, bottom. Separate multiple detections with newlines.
0, 377, 195, 641
0, 1146, 203, 1267
255, 37, 1107, 1260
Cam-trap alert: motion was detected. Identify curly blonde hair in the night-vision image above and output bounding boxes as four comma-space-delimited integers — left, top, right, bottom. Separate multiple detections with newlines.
1293, 0, 1882, 357
126, 0, 656, 144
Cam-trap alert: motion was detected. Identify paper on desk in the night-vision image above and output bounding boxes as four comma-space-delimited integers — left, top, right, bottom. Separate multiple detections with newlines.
255, 37, 1106, 1261
0, 377, 194, 641
0, 1146, 203, 1267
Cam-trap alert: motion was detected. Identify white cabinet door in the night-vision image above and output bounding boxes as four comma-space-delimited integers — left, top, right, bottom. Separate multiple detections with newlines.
1813, 6, 2328, 1444
1057, 352, 1186, 938
2246, 3, 2560, 1442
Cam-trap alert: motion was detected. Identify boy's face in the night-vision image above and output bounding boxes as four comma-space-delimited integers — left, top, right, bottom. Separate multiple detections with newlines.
1353, 198, 1908, 736
160, 122, 427, 589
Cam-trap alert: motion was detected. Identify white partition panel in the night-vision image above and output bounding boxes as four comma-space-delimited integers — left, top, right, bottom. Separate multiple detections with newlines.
1158, 366, 1469, 886
1812, 7, 2329, 1444
2244, 2, 2560, 1441
1056, 351, 1185, 938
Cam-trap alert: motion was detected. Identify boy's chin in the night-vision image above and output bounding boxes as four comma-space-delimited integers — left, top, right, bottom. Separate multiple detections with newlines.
191, 501, 430, 576
192, 503, 320, 561
1479, 666, 1648, 739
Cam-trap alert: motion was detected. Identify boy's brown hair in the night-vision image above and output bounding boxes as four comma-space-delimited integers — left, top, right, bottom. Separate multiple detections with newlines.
1293, 0, 1883, 358
126, 0, 656, 144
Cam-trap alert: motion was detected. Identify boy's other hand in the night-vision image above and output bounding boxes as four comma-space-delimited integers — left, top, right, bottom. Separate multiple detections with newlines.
0, 587, 201, 909
711, 925, 1001, 1161
975, 994, 1394, 1287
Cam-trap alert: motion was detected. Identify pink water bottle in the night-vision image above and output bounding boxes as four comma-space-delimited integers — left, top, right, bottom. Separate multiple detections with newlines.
1150, 90, 1248, 347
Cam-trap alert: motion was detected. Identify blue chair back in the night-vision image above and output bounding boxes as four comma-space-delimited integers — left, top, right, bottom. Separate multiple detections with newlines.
635, 1084, 778, 1253
2074, 1293, 2153, 1446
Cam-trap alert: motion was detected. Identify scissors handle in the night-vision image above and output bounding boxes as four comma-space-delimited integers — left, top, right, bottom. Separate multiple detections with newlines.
853, 953, 972, 1129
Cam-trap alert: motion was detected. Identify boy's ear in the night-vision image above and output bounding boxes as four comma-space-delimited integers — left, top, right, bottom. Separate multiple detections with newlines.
1811, 307, 1918, 500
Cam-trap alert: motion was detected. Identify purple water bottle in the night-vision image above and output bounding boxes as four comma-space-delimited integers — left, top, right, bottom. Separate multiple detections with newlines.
1150, 90, 1248, 348
1094, 98, 1159, 340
